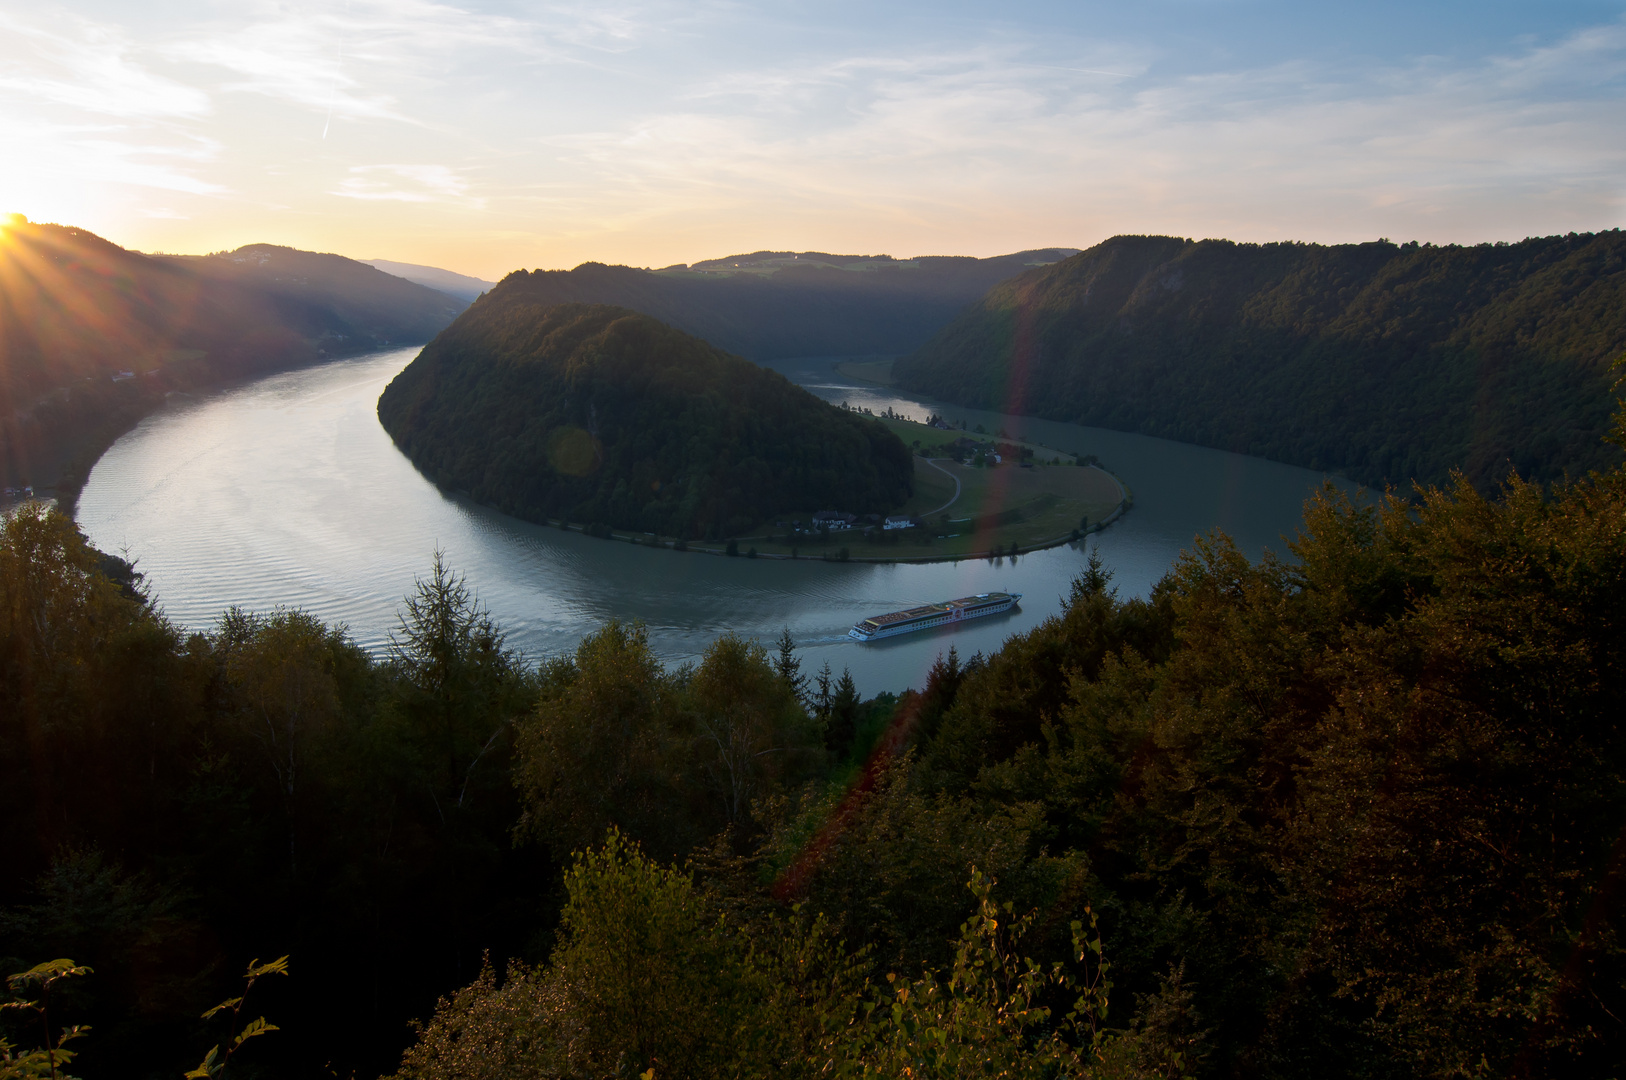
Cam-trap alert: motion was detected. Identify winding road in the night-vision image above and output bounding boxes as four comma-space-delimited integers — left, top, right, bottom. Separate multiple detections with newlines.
921, 458, 963, 516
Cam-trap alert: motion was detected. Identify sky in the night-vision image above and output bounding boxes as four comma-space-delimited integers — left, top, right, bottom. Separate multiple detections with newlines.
2, 1, 1624, 278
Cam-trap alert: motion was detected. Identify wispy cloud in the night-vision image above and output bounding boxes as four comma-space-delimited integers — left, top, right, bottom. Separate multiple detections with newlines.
0, 114, 225, 196
333, 163, 481, 205
529, 17, 1626, 244
0, 12, 211, 119
163, 0, 650, 126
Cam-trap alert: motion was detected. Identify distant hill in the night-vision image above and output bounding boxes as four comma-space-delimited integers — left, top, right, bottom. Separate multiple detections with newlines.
364, 258, 495, 302
494, 248, 1078, 360
892, 233, 1626, 490
377, 298, 913, 539
0, 218, 466, 495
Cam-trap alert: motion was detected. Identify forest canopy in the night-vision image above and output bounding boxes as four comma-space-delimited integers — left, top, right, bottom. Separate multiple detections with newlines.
893, 231, 1626, 490
5, 219, 1626, 1074
3, 378, 1623, 1074
377, 300, 914, 538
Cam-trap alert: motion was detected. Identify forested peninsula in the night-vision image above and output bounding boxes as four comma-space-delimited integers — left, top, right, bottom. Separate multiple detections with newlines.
893, 232, 1626, 490
377, 298, 913, 538
3, 399, 1623, 1075
0, 217, 468, 501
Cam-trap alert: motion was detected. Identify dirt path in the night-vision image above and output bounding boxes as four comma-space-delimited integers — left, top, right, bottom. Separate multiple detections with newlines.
921, 458, 962, 516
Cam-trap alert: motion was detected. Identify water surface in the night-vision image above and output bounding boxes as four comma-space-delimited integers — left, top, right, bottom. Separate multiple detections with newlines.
78, 349, 1349, 694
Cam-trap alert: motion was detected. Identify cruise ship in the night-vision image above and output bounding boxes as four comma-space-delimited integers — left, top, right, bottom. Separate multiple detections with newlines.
848, 592, 1022, 642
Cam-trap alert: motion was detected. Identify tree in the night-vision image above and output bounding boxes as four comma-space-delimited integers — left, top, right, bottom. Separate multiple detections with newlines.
826, 668, 861, 760
690, 634, 818, 823
392, 831, 775, 1080
513, 621, 693, 859
218, 607, 358, 876
774, 626, 810, 706
388, 550, 528, 817
814, 661, 835, 727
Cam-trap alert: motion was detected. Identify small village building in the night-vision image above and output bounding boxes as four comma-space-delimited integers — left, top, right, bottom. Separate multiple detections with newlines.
883, 515, 916, 530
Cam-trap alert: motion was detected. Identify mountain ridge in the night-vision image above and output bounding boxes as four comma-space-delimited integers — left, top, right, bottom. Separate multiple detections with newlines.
891, 231, 1626, 490
484, 248, 1079, 361
0, 218, 466, 496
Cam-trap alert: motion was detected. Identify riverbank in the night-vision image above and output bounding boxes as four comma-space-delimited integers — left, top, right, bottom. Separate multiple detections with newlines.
511, 453, 1130, 565
37, 346, 425, 515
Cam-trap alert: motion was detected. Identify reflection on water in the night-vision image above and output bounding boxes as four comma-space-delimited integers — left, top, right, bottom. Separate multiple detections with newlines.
77, 349, 1349, 695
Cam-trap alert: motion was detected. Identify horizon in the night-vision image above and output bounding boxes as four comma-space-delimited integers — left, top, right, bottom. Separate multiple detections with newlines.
3, 1, 1624, 279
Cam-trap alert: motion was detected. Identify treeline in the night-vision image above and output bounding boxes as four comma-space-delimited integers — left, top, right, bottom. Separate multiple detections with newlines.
378, 302, 913, 539
5, 415, 1625, 1075
0, 219, 467, 495
893, 232, 1626, 491
474, 248, 1078, 361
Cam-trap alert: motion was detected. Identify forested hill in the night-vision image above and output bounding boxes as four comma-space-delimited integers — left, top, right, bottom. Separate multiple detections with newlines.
892, 232, 1626, 490
0, 217, 467, 493
486, 248, 1077, 360
377, 299, 912, 538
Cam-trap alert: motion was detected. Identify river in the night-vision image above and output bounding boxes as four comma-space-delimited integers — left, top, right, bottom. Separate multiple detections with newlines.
76, 348, 1350, 695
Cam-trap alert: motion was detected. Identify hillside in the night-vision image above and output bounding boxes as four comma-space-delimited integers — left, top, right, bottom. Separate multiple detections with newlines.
492, 248, 1077, 361
364, 258, 496, 302
0, 217, 467, 495
892, 232, 1626, 490
377, 299, 913, 538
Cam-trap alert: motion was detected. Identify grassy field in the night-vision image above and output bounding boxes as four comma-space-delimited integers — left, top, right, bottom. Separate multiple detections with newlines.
725, 451, 1124, 562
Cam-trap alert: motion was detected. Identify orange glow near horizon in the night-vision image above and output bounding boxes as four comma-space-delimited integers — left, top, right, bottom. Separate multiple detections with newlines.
2, 6, 1621, 281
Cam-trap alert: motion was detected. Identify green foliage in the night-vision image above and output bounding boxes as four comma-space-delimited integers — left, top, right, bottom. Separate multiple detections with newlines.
691, 633, 823, 823
393, 831, 860, 1080
824, 667, 861, 760
514, 623, 823, 861
896, 233, 1626, 489
0, 959, 91, 1080
0, 511, 543, 1076
773, 626, 810, 707
820, 871, 1107, 1078
513, 621, 693, 859
185, 955, 288, 1079
386, 550, 531, 817
913, 470, 1626, 1076
377, 302, 914, 538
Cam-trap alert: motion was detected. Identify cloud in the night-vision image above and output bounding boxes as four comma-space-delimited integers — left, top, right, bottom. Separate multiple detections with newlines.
333, 163, 481, 205
0, 12, 211, 119
163, 0, 650, 125
0, 114, 225, 196
527, 17, 1626, 242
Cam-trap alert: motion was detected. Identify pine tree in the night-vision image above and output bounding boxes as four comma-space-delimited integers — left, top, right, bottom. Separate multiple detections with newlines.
827, 668, 861, 760
814, 661, 834, 727
773, 626, 810, 706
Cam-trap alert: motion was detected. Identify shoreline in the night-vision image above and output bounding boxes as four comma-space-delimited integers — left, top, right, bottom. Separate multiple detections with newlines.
449, 461, 1132, 565
50, 345, 424, 518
